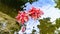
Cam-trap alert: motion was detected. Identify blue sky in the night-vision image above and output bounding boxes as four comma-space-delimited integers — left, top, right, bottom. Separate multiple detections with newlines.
32, 0, 55, 7
25, 0, 55, 8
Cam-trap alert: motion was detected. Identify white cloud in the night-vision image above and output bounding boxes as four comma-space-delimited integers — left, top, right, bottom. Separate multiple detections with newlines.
40, 5, 60, 22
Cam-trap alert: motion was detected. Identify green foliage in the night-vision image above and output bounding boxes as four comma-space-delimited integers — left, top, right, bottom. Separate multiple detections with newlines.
32, 29, 36, 34
0, 0, 37, 10
55, 0, 60, 9
37, 17, 60, 34
0, 0, 37, 18
0, 12, 20, 34
0, 0, 27, 10
55, 18, 60, 28
0, 2, 17, 18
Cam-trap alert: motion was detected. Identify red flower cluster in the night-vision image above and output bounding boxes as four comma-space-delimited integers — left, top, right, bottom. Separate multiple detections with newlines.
28, 7, 44, 19
16, 7, 44, 25
16, 11, 29, 25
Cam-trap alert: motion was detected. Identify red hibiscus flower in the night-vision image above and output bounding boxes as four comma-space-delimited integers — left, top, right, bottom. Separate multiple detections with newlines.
16, 11, 29, 25
22, 26, 26, 32
28, 7, 44, 19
